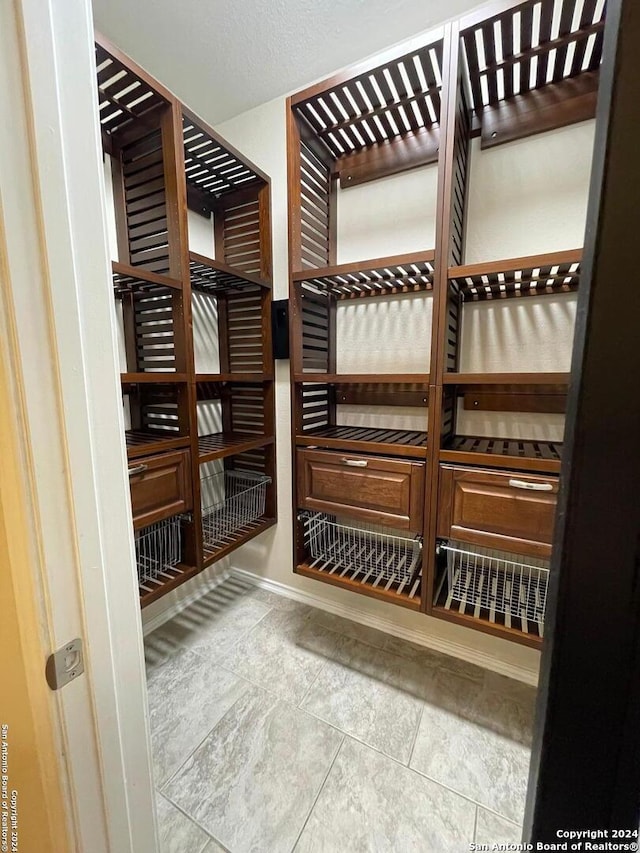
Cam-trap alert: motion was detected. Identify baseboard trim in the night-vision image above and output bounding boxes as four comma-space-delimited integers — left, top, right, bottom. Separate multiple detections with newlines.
231, 567, 539, 686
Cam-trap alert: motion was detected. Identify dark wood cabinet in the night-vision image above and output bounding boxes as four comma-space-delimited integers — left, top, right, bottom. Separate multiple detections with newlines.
437, 465, 558, 559
129, 450, 192, 530
297, 449, 425, 533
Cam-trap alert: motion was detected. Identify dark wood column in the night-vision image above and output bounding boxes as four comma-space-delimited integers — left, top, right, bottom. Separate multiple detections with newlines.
525, 0, 640, 837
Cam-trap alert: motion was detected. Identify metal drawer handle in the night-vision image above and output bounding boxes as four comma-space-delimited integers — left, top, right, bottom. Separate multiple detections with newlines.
128, 463, 148, 478
341, 458, 368, 467
508, 478, 553, 492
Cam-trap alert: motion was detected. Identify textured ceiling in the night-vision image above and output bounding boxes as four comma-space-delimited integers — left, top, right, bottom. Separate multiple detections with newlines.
93, 0, 484, 124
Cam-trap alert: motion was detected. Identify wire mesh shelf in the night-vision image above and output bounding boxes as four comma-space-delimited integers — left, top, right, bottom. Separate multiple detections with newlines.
201, 470, 271, 550
301, 511, 422, 596
135, 516, 182, 587
438, 541, 549, 636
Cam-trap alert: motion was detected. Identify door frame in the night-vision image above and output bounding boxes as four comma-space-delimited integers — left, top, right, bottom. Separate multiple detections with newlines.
1, 0, 157, 850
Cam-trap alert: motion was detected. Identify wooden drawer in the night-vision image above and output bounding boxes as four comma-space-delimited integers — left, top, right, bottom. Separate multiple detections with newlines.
437, 464, 559, 559
297, 448, 425, 532
129, 450, 192, 530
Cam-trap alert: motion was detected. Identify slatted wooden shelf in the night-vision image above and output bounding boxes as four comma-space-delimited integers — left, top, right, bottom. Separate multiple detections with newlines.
189, 252, 270, 295
125, 430, 190, 460
139, 563, 200, 608
294, 252, 436, 298
96, 41, 169, 140
297, 560, 422, 610
198, 433, 274, 464
440, 435, 563, 473
431, 600, 542, 649
183, 110, 265, 201
196, 373, 274, 383
296, 426, 427, 459
449, 250, 582, 300
292, 35, 445, 157
202, 517, 276, 567
460, 0, 605, 114
112, 262, 182, 294
121, 373, 189, 384
294, 373, 430, 384
443, 373, 570, 386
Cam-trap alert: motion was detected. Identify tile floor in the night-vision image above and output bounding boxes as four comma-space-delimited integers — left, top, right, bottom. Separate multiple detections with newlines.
145, 576, 535, 853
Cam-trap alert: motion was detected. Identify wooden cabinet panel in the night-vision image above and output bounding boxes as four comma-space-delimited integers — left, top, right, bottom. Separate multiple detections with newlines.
437, 464, 558, 558
297, 449, 425, 532
129, 449, 192, 530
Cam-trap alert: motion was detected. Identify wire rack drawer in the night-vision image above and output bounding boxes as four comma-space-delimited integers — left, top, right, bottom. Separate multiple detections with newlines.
439, 541, 549, 636
201, 469, 271, 550
301, 511, 422, 596
135, 516, 182, 588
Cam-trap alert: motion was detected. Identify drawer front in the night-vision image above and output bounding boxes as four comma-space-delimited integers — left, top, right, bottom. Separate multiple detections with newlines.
297, 449, 425, 532
437, 465, 558, 558
129, 450, 192, 530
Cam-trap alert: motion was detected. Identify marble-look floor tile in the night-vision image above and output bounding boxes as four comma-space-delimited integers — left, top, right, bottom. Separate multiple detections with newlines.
156, 792, 211, 853
475, 807, 522, 845
300, 637, 425, 763
467, 675, 536, 747
410, 702, 531, 824
148, 649, 249, 786
144, 588, 271, 676
311, 610, 391, 650
243, 584, 314, 614
223, 607, 344, 704
295, 738, 476, 853
381, 635, 450, 668
164, 685, 343, 853
201, 840, 228, 853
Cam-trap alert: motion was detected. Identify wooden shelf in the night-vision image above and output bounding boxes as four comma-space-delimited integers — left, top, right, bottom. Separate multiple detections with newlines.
112, 261, 182, 294
96, 37, 170, 141
140, 563, 201, 609
183, 108, 266, 203
295, 373, 430, 384
431, 603, 542, 650
293, 251, 436, 297
189, 252, 271, 294
121, 373, 189, 384
292, 34, 444, 160
440, 436, 562, 474
443, 373, 570, 386
125, 430, 190, 460
195, 373, 273, 383
297, 426, 427, 459
449, 250, 582, 301
202, 517, 275, 567
460, 2, 603, 144
296, 561, 421, 610
198, 433, 274, 464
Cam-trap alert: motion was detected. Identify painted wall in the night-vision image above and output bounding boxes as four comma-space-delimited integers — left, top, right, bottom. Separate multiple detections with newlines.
103, 86, 594, 682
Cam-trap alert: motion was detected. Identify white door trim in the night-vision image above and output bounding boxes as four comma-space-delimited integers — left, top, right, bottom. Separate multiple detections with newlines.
1, 1, 157, 850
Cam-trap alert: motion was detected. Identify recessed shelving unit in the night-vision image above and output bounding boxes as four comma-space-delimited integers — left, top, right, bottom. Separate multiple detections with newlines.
96, 34, 277, 606
287, 0, 605, 646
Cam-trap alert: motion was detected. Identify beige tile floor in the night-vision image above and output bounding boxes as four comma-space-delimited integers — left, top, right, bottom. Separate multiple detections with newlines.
145, 576, 534, 852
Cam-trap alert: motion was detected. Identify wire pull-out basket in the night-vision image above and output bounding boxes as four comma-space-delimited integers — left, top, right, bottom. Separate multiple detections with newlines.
135, 516, 182, 588
301, 511, 422, 593
439, 541, 549, 636
201, 469, 271, 550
